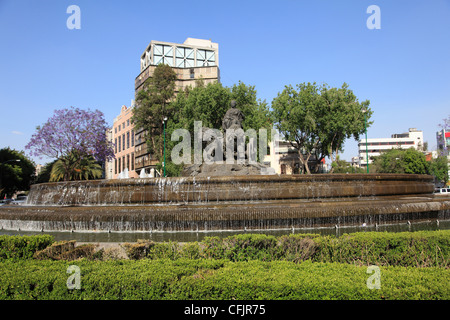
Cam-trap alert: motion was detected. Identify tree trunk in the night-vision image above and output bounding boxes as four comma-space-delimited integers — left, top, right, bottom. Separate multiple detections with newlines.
304, 153, 312, 174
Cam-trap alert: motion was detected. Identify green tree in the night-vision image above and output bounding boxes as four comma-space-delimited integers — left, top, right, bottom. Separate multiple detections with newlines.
372, 148, 429, 174
171, 80, 231, 132
49, 151, 103, 182
429, 156, 449, 187
318, 83, 372, 171
271, 82, 372, 174
35, 160, 57, 184
132, 64, 177, 161
331, 156, 365, 173
173, 81, 272, 135
169, 81, 273, 172
272, 83, 321, 174
0, 147, 36, 198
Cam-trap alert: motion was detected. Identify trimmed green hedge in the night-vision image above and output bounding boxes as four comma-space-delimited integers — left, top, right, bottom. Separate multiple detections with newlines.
1, 231, 448, 268
0, 235, 54, 260
124, 230, 450, 268
0, 258, 448, 300
0, 231, 449, 300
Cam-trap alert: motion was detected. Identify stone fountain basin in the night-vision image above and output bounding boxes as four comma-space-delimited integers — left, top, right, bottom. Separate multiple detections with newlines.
24, 173, 435, 206
1, 174, 449, 232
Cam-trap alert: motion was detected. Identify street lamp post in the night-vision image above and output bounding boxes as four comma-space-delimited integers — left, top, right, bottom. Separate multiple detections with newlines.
362, 107, 369, 173
163, 117, 168, 177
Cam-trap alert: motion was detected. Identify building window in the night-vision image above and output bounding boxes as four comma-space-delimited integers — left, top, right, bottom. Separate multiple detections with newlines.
114, 138, 117, 153
127, 132, 130, 149
176, 47, 195, 68
153, 44, 173, 66
122, 156, 125, 171
127, 154, 130, 171
281, 164, 286, 175
114, 159, 117, 175
131, 130, 134, 147
127, 119, 130, 127
196, 49, 216, 67
118, 136, 121, 152
118, 158, 121, 173
115, 127, 117, 134
122, 134, 125, 151
131, 152, 134, 170
118, 125, 120, 132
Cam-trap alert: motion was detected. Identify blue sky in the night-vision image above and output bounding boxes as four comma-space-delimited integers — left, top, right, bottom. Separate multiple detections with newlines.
1, 0, 449, 165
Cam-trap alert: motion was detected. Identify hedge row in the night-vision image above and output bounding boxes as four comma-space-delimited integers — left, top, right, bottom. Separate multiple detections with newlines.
0, 258, 448, 300
0, 235, 54, 260
122, 230, 450, 268
1, 231, 449, 268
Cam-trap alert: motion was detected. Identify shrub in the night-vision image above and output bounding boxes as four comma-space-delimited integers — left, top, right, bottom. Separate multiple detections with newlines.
312, 231, 449, 267
121, 240, 155, 260
33, 240, 100, 261
127, 230, 449, 268
0, 258, 448, 300
33, 240, 76, 260
0, 235, 54, 260
277, 234, 320, 262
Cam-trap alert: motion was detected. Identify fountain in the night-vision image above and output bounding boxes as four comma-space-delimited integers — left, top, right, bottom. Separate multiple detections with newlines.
0, 102, 449, 233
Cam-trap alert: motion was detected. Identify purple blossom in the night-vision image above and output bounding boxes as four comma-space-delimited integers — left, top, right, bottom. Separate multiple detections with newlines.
25, 107, 115, 162
439, 115, 450, 131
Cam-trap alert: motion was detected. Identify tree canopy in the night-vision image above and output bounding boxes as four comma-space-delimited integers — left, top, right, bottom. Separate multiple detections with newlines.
132, 64, 178, 160
271, 82, 372, 174
372, 148, 429, 175
429, 155, 449, 187
49, 150, 103, 182
25, 107, 113, 181
133, 73, 273, 176
0, 147, 36, 198
172, 80, 273, 135
167, 81, 273, 174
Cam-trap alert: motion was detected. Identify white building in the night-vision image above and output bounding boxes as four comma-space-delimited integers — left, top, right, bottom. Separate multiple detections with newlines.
264, 136, 327, 174
436, 128, 450, 156
357, 128, 424, 168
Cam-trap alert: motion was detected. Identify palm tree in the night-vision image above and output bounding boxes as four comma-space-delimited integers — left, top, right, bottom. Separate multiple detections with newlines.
50, 151, 103, 182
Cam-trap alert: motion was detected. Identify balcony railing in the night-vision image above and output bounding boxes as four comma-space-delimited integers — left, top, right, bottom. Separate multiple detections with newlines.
135, 157, 159, 170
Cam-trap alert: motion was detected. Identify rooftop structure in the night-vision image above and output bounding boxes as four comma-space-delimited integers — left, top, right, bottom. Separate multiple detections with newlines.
135, 38, 220, 94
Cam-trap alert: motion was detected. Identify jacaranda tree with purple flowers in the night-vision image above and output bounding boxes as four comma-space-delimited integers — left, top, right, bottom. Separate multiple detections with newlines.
26, 107, 114, 181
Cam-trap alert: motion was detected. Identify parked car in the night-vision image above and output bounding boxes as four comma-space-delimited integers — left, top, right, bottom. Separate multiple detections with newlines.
0, 199, 17, 205
14, 196, 28, 205
434, 188, 450, 196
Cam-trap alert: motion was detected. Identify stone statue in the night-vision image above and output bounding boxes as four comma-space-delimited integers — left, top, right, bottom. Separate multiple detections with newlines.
222, 100, 245, 131
182, 100, 275, 177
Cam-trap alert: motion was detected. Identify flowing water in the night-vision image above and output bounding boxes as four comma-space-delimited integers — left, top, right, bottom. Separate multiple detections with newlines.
2, 174, 448, 238
1, 219, 448, 243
